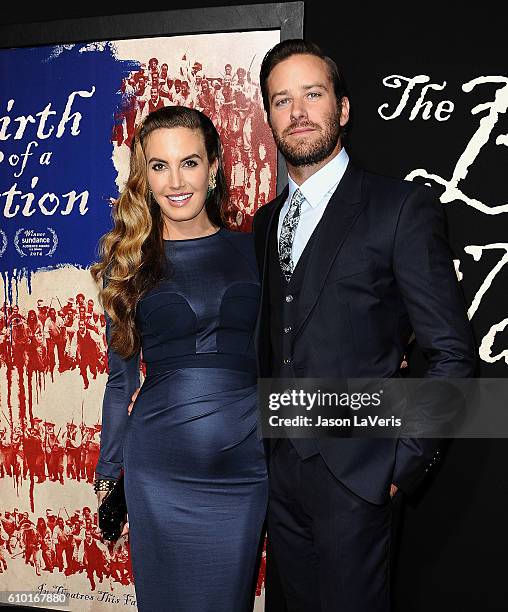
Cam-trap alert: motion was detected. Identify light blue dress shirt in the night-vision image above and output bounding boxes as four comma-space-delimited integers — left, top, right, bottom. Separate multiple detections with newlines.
277, 148, 350, 267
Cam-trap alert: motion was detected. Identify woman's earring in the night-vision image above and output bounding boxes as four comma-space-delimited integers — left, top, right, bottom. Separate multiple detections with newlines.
207, 174, 216, 197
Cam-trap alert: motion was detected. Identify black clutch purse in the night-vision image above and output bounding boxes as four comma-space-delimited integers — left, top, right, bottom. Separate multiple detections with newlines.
98, 474, 127, 541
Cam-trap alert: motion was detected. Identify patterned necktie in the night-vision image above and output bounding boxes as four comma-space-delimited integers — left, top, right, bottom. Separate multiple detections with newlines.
279, 189, 304, 282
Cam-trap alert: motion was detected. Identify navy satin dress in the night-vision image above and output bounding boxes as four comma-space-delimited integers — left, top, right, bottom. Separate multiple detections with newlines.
96, 228, 268, 611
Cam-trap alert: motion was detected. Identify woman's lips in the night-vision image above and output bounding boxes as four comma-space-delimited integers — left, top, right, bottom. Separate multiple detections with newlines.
167, 193, 193, 207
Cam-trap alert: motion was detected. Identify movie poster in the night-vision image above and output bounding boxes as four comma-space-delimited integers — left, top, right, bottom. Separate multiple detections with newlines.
0, 29, 279, 610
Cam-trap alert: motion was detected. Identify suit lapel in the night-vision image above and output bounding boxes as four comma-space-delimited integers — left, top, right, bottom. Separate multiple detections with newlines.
254, 186, 288, 363
293, 164, 366, 339
260, 186, 288, 279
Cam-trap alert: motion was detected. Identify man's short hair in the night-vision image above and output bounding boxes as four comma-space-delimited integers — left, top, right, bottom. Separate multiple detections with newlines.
259, 39, 349, 119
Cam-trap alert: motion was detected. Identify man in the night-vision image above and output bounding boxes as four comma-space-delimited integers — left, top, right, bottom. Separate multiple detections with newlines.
10, 426, 23, 479
233, 66, 254, 161
71, 320, 100, 389
81, 531, 108, 590
44, 422, 64, 484
53, 516, 70, 574
24, 425, 46, 483
0, 427, 12, 478
253, 40, 475, 611
21, 518, 37, 569
147, 56, 159, 74
173, 78, 182, 97
36, 299, 48, 325
147, 85, 166, 114
45, 509, 57, 533
195, 77, 217, 124
1, 512, 16, 555
172, 80, 195, 108
64, 422, 82, 481
218, 73, 235, 136
44, 306, 65, 379
8, 306, 30, 369
255, 143, 274, 210
160, 62, 169, 83
83, 425, 100, 484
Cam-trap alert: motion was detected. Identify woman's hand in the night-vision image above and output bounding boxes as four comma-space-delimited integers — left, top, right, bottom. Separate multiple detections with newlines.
96, 490, 129, 538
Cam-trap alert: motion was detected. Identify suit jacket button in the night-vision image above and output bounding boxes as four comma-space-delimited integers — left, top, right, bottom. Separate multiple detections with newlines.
285, 295, 293, 303
283, 358, 292, 364
284, 326, 292, 333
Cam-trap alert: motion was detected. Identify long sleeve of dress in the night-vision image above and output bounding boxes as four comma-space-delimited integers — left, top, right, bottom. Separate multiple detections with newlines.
95, 315, 140, 480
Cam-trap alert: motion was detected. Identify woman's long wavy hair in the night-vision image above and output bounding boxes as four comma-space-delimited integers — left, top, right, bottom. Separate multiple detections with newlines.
91, 106, 228, 358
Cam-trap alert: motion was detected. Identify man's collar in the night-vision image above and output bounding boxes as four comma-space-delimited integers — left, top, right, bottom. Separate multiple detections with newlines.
287, 148, 349, 208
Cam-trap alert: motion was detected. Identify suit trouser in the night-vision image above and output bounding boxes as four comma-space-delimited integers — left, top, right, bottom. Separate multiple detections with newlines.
268, 439, 392, 612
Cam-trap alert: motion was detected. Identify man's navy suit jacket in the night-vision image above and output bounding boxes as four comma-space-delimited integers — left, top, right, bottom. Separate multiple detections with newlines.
253, 162, 476, 504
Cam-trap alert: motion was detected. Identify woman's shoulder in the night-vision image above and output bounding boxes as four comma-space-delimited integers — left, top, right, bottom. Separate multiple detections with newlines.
219, 228, 256, 260
220, 227, 254, 244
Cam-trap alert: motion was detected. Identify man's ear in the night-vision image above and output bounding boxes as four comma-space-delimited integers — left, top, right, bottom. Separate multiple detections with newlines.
340, 96, 350, 127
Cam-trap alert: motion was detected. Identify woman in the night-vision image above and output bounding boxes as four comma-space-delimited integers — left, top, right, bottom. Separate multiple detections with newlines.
91, 106, 267, 611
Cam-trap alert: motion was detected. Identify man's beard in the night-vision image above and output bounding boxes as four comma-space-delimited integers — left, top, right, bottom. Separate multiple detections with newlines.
273, 111, 341, 167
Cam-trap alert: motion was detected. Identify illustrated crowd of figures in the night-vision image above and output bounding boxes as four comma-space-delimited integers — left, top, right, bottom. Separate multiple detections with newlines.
113, 55, 277, 231
0, 294, 142, 486
0, 505, 267, 596
0, 415, 102, 486
0, 294, 109, 389
0, 506, 132, 591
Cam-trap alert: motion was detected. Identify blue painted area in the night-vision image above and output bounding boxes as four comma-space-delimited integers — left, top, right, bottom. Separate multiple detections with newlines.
0, 43, 140, 279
